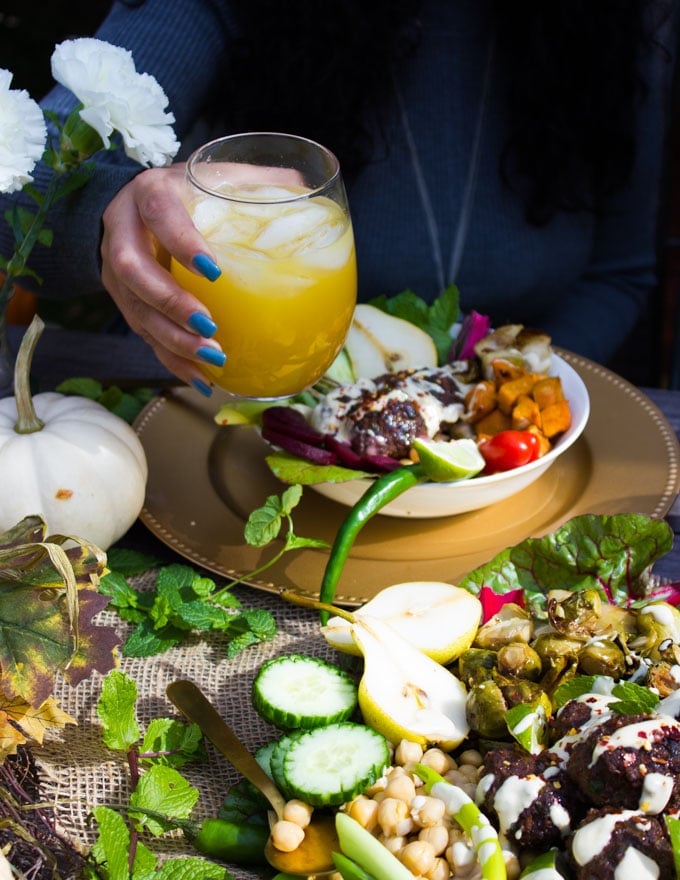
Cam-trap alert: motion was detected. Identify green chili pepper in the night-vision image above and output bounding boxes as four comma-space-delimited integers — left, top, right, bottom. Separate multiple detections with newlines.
318, 463, 427, 623
191, 816, 269, 865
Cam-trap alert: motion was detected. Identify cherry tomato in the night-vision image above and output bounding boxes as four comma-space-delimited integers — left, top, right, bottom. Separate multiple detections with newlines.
479, 430, 541, 474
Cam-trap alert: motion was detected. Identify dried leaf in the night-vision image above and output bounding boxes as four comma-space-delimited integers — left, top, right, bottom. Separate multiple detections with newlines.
0, 709, 27, 761
0, 693, 75, 745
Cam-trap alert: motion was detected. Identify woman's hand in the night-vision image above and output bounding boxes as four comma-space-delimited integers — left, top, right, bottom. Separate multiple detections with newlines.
100, 163, 224, 395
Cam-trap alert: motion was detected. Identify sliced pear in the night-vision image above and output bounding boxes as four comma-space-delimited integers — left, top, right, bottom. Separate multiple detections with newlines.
345, 304, 438, 378
351, 615, 469, 750
322, 581, 482, 665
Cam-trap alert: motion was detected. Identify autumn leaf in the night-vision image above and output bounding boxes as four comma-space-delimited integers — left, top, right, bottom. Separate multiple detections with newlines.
0, 516, 119, 707
1, 693, 75, 745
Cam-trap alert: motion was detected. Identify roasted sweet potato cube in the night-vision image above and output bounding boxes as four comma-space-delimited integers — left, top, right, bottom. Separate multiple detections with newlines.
527, 425, 552, 456
512, 394, 542, 430
497, 374, 538, 415
532, 376, 564, 409
474, 408, 513, 437
540, 399, 571, 438
465, 380, 498, 423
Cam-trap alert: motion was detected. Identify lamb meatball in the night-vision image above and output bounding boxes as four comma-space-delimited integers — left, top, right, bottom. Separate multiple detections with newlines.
476, 747, 584, 850
565, 713, 680, 811
569, 808, 673, 880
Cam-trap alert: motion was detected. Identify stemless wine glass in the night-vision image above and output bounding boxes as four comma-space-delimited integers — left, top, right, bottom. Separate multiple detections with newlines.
172, 132, 357, 399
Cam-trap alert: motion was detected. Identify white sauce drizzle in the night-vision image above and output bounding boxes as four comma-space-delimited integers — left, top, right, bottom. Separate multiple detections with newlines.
613, 846, 660, 880
571, 810, 645, 865
639, 772, 674, 814
493, 775, 545, 839
589, 718, 680, 767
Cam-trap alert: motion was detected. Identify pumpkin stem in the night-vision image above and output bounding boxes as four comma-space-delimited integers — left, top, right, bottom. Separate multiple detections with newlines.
14, 315, 45, 434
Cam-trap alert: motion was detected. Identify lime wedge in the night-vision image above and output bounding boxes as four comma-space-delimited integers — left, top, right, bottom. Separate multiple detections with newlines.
412, 438, 485, 482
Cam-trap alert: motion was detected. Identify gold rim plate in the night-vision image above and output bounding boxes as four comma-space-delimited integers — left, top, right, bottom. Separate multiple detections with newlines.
135, 352, 680, 605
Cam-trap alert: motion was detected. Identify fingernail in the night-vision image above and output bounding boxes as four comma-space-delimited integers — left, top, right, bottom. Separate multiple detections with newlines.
188, 311, 218, 337
197, 345, 226, 367
192, 253, 222, 281
191, 378, 213, 397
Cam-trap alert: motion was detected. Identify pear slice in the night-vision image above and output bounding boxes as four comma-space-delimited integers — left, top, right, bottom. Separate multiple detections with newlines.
322, 581, 482, 665
351, 615, 469, 750
345, 304, 438, 378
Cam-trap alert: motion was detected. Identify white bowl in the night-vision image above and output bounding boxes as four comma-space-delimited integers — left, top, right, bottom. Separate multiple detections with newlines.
310, 354, 590, 518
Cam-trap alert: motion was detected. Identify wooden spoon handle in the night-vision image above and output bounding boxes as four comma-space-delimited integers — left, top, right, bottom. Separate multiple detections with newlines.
166, 679, 287, 818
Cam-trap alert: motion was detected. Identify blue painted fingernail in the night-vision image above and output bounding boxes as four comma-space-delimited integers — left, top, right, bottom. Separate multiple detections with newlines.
192, 253, 222, 281
197, 345, 226, 367
188, 311, 218, 337
191, 378, 213, 397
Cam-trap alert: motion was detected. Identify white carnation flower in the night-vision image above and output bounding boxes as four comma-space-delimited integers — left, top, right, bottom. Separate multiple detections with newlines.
51, 38, 180, 168
0, 69, 47, 194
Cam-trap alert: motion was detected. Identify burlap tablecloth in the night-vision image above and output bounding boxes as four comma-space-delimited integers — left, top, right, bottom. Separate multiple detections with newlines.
37, 572, 342, 879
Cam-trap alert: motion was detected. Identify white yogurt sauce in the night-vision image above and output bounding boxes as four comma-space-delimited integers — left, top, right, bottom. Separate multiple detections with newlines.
613, 845, 660, 880
571, 810, 646, 865
589, 718, 680, 767
493, 774, 545, 840
639, 771, 674, 813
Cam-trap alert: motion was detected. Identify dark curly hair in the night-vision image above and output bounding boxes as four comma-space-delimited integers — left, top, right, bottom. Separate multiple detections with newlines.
219, 0, 671, 226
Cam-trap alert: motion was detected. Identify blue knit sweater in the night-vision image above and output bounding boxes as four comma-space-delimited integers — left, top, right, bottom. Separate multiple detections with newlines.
0, 0, 676, 364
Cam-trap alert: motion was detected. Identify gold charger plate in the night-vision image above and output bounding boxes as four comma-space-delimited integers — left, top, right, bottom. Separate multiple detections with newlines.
135, 352, 680, 606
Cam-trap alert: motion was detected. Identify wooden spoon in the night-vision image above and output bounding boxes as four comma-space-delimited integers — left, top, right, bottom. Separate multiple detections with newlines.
166, 679, 338, 876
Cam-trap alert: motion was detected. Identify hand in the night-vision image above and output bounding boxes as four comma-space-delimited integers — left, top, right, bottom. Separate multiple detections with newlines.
100, 164, 224, 393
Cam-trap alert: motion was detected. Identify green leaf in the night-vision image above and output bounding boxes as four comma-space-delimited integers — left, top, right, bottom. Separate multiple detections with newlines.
610, 680, 660, 716
265, 451, 371, 487
664, 814, 680, 880
506, 701, 549, 754
369, 284, 460, 364
106, 548, 160, 577
459, 513, 674, 617
56, 377, 103, 400
90, 806, 132, 880
140, 718, 205, 768
218, 779, 269, 824
552, 676, 598, 708
155, 859, 228, 880
97, 670, 140, 751
123, 620, 184, 657
129, 765, 199, 836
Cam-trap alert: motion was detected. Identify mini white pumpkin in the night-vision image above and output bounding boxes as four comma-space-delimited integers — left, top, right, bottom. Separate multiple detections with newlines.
0, 316, 148, 549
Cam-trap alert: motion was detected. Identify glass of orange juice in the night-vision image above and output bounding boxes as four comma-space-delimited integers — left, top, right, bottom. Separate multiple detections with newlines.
172, 132, 357, 399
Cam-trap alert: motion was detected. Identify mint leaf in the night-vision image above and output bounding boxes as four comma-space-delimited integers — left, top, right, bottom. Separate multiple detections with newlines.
459, 514, 674, 617
610, 680, 660, 716
129, 765, 199, 836
97, 670, 140, 751
123, 620, 184, 657
106, 549, 161, 577
552, 676, 598, 708
156, 859, 228, 880
90, 806, 132, 880
245, 488, 300, 546
140, 718, 205, 768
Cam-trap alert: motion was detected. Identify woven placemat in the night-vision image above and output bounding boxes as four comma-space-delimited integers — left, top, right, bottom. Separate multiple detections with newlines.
36, 573, 340, 879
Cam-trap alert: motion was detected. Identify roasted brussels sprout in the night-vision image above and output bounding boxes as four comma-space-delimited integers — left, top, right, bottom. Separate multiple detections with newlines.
577, 638, 627, 678
474, 603, 533, 650
457, 647, 498, 687
630, 601, 680, 662
497, 642, 542, 681
548, 589, 634, 640
466, 679, 509, 739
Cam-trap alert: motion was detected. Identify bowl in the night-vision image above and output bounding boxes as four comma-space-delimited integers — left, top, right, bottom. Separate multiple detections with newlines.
310, 353, 590, 518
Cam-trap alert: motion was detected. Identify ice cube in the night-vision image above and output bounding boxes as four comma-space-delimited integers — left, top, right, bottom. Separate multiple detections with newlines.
191, 197, 233, 237
297, 224, 354, 270
253, 203, 332, 256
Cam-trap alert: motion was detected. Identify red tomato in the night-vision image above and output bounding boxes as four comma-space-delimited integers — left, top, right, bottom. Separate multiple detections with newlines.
479, 430, 541, 474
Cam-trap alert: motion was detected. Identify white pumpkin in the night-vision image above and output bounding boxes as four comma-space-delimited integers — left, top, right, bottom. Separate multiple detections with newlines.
0, 317, 148, 550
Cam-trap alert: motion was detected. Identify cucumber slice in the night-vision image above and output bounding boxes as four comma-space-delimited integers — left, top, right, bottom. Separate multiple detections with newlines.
255, 740, 278, 779
269, 732, 302, 799
281, 722, 389, 807
252, 654, 358, 729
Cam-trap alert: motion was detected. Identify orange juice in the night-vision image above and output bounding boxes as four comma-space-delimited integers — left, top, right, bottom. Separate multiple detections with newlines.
172, 183, 356, 398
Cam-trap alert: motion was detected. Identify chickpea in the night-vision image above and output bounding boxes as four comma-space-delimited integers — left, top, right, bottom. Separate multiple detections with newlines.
270, 819, 305, 853
504, 851, 522, 880
395, 739, 424, 766
346, 795, 379, 831
378, 833, 407, 856
377, 797, 414, 837
444, 768, 469, 787
426, 856, 452, 880
458, 749, 483, 768
421, 747, 454, 775
458, 763, 480, 783
400, 839, 437, 876
410, 794, 446, 828
282, 799, 313, 828
384, 773, 417, 802
447, 838, 475, 870
418, 823, 450, 855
